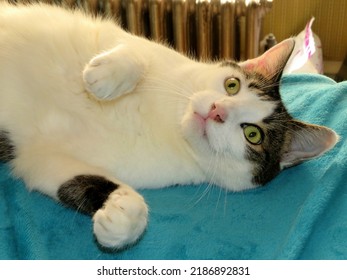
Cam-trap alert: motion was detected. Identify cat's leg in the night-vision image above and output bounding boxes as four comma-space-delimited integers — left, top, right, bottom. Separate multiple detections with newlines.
83, 44, 147, 101
12, 151, 148, 249
59, 175, 148, 249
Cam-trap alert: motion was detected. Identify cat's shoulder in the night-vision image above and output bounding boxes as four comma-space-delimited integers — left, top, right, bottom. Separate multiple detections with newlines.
0, 2, 106, 24
0, 2, 120, 42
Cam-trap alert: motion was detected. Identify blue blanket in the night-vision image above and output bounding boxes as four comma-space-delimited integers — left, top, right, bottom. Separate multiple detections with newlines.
0, 74, 346, 260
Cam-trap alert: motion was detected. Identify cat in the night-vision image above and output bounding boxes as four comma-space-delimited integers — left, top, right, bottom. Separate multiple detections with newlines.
0, 3, 338, 250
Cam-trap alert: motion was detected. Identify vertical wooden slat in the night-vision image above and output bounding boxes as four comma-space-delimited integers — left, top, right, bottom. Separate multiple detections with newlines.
186, 0, 198, 56
148, 0, 166, 42
172, 0, 188, 54
245, 0, 272, 59
124, 0, 145, 36
87, 0, 99, 15
245, 2, 258, 59
108, 0, 123, 19
220, 1, 236, 60
196, 0, 212, 61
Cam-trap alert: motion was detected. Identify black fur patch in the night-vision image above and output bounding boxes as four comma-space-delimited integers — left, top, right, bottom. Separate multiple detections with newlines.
248, 107, 292, 185
0, 131, 15, 162
58, 175, 119, 215
220, 61, 241, 70
248, 146, 282, 186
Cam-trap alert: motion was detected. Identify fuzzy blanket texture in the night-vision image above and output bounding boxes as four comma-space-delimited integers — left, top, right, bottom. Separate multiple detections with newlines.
0, 74, 346, 260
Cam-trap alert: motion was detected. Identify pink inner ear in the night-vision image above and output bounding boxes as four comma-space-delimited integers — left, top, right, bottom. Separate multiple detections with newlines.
242, 56, 271, 78
240, 39, 295, 78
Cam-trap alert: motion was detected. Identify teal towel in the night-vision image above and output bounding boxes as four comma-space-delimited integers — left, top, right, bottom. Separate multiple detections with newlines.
0, 74, 346, 259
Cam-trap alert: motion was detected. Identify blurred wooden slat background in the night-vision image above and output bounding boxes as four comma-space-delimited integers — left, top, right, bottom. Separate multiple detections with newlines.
261, 0, 346, 66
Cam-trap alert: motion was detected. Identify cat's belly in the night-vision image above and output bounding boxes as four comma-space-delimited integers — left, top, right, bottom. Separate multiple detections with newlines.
82, 130, 205, 189
114, 157, 204, 189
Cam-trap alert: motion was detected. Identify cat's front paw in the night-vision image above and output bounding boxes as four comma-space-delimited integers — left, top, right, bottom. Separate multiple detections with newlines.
83, 45, 146, 100
92, 186, 148, 250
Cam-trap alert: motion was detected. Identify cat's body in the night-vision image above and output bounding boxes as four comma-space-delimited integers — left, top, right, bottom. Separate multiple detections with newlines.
0, 3, 338, 250
0, 4, 199, 190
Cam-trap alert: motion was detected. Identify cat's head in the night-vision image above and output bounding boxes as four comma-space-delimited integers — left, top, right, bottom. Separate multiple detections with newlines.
181, 39, 338, 191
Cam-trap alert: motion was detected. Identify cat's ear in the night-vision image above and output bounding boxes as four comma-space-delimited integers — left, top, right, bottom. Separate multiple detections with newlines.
240, 38, 295, 81
280, 120, 339, 169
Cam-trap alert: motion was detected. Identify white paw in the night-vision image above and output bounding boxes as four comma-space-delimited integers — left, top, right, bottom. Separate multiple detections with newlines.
83, 45, 145, 101
93, 186, 148, 249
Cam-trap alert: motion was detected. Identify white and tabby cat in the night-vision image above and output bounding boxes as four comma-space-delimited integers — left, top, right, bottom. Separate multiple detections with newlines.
0, 3, 338, 250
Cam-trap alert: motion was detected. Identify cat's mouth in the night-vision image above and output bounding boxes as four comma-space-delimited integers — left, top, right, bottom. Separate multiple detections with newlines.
193, 112, 207, 136
192, 110, 228, 152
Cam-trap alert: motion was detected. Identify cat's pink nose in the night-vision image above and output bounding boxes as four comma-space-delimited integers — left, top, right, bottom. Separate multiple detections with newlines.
208, 103, 227, 123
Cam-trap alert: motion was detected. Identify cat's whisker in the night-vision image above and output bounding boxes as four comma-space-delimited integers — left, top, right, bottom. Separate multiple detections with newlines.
141, 87, 191, 101
143, 76, 194, 97
141, 85, 191, 102
141, 77, 190, 92
257, 69, 307, 91
190, 150, 220, 207
210, 151, 232, 218
213, 159, 226, 216
266, 119, 314, 148
195, 183, 213, 206
223, 187, 229, 217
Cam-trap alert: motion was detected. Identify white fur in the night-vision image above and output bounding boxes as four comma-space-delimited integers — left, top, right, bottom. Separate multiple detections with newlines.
0, 3, 277, 248
93, 184, 148, 249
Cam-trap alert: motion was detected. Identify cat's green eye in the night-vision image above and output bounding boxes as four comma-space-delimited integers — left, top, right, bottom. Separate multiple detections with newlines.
224, 77, 240, 96
242, 124, 263, 145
